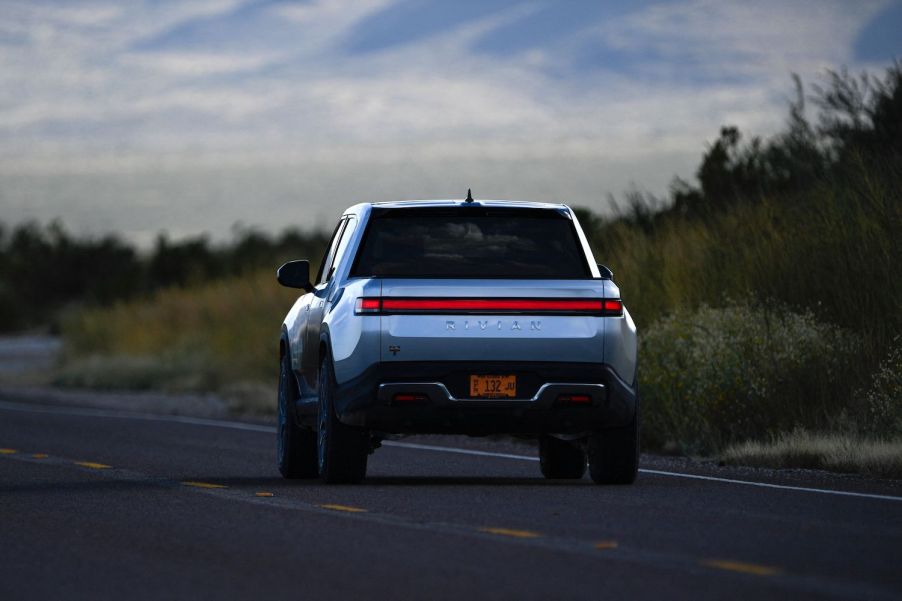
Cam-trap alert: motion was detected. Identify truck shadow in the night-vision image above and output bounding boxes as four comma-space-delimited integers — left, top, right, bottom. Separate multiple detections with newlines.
359, 476, 594, 486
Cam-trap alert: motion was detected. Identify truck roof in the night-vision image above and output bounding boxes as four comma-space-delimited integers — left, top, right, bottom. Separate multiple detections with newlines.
344, 199, 569, 216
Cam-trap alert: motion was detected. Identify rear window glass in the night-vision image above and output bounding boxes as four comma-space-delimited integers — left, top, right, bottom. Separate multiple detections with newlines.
351, 208, 590, 278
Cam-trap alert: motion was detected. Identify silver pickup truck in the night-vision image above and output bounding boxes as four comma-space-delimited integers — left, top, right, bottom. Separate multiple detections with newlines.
276, 198, 638, 484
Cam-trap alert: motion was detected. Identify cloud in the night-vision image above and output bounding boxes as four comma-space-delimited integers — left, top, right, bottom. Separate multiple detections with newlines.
0, 0, 899, 242
119, 51, 281, 76
592, 0, 887, 79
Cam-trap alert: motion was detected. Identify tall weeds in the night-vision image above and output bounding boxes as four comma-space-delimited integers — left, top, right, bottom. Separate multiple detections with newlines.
61, 270, 299, 387
591, 156, 901, 361
585, 158, 901, 451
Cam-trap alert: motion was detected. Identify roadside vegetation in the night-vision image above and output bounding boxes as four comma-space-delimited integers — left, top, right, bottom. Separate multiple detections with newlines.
639, 302, 861, 454
721, 431, 902, 480
0, 222, 327, 332
589, 156, 902, 456
6, 64, 901, 475
55, 269, 299, 415
577, 63, 901, 469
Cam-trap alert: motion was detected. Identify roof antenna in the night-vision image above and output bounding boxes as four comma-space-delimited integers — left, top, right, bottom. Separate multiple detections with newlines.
465, 188, 474, 203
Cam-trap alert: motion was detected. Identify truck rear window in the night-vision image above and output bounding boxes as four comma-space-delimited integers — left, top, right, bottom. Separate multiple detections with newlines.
350, 208, 590, 279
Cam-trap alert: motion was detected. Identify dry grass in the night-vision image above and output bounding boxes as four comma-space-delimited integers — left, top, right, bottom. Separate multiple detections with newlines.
721, 431, 902, 479
52, 354, 220, 391
59, 269, 299, 398
220, 381, 276, 417
589, 158, 902, 350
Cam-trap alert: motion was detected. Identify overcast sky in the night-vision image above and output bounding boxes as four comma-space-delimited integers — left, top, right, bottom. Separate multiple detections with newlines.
1, 0, 900, 245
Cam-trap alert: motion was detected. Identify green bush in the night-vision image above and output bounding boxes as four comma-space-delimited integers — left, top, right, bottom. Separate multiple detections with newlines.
640, 302, 859, 453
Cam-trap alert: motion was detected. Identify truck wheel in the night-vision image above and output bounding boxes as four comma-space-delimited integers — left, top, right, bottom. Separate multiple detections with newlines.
277, 353, 318, 479
317, 354, 369, 484
587, 415, 639, 485
539, 436, 586, 479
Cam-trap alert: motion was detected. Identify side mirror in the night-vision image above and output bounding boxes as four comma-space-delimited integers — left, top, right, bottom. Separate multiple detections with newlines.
597, 264, 614, 280
277, 260, 313, 291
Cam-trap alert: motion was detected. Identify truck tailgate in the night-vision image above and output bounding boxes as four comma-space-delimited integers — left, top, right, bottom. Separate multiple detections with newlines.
376, 279, 610, 363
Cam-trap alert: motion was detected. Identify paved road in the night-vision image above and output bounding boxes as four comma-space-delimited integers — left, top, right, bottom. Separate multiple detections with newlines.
1, 399, 901, 600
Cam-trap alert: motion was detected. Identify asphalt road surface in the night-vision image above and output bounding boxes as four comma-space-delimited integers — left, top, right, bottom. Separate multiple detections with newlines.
2, 399, 901, 601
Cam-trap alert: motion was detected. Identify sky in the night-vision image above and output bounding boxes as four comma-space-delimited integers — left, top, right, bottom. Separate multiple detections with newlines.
1, 0, 900, 246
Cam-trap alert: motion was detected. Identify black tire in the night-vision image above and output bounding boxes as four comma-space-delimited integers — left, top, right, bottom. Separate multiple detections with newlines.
539, 436, 586, 479
277, 352, 318, 479
317, 354, 369, 484
587, 414, 639, 485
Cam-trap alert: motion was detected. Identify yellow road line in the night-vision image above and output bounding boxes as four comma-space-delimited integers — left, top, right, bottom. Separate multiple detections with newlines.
318, 503, 367, 513
255, 491, 274, 497
701, 559, 781, 576
479, 527, 541, 539
181, 481, 227, 489
594, 540, 619, 550
0, 448, 18, 454
74, 461, 111, 469
32, 453, 48, 459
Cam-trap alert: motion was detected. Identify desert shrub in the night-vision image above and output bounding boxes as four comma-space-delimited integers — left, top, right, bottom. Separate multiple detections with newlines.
855, 338, 902, 436
640, 302, 858, 453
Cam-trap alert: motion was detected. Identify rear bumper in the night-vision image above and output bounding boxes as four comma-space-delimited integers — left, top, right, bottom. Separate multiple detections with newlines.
332, 361, 637, 435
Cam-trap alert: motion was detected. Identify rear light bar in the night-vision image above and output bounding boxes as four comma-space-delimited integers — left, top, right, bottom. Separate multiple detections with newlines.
556, 393, 592, 405
392, 392, 428, 403
355, 297, 624, 316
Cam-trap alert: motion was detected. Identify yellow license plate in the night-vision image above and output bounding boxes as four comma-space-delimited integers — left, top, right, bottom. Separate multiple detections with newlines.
469, 374, 517, 398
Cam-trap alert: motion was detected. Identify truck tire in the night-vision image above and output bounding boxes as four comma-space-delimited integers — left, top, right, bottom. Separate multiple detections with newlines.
317, 354, 369, 484
277, 353, 318, 479
587, 414, 639, 485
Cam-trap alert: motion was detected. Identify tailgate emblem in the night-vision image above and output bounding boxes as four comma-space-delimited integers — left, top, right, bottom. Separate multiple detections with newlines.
444, 320, 542, 331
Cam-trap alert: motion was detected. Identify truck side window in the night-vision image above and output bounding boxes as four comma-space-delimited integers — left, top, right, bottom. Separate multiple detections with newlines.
315, 218, 346, 285
327, 217, 357, 282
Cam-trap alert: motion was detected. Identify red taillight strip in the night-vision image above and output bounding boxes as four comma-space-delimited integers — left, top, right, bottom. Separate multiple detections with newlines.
383, 298, 602, 312
355, 297, 624, 316
355, 298, 382, 313
602, 299, 623, 316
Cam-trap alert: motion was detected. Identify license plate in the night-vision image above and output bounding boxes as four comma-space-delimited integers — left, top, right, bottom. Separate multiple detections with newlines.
469, 374, 517, 398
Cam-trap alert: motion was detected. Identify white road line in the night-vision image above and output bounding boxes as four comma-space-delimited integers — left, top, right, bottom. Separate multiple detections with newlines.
0, 399, 274, 432
384, 440, 540, 462
637, 469, 902, 502
2, 398, 901, 503
383, 441, 902, 502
